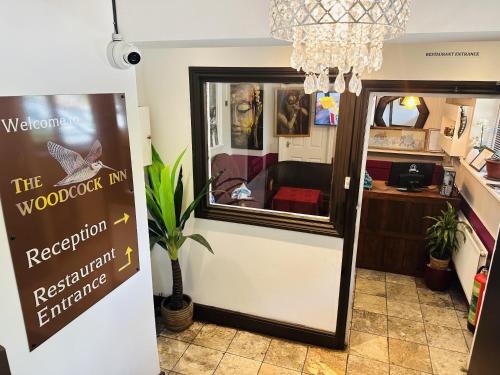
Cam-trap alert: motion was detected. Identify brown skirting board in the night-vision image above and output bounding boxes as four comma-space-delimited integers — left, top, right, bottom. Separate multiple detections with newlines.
193, 303, 343, 349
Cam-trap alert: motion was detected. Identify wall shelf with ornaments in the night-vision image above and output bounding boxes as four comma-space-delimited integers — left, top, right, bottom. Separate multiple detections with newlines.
439, 102, 475, 157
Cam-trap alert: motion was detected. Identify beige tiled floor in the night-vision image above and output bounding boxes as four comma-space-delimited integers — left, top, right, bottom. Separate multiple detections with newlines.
157, 268, 471, 374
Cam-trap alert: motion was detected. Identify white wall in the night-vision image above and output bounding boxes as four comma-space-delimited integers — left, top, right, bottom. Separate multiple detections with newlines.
137, 46, 345, 332
137, 41, 500, 336
365, 41, 500, 81
0, 2, 159, 375
424, 97, 446, 130
118, 0, 500, 46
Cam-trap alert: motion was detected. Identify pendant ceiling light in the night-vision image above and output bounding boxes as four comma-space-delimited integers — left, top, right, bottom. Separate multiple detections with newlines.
400, 96, 420, 109
270, 0, 411, 95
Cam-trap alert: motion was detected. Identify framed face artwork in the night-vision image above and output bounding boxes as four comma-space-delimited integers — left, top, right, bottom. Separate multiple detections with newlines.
275, 88, 311, 136
314, 92, 341, 126
230, 83, 264, 150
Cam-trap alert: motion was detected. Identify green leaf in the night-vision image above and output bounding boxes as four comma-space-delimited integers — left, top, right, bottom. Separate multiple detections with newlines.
147, 159, 164, 199
145, 186, 164, 230
180, 173, 219, 229
424, 216, 440, 222
171, 147, 187, 191
424, 203, 465, 258
186, 233, 214, 254
175, 235, 188, 253
151, 144, 164, 165
174, 167, 184, 226
159, 165, 177, 236
149, 234, 164, 250
148, 219, 164, 237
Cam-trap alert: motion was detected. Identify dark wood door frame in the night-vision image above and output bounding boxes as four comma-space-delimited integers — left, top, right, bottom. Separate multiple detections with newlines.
189, 72, 500, 349
334, 79, 500, 347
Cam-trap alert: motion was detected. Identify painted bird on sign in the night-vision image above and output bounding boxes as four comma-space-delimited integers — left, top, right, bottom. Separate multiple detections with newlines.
47, 140, 115, 186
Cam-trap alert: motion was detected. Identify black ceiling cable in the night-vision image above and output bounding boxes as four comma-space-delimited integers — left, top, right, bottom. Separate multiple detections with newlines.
112, 0, 119, 34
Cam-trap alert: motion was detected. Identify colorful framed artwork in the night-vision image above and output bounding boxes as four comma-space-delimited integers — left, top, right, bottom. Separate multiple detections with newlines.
470, 147, 495, 171
368, 127, 427, 151
275, 88, 311, 137
313, 92, 341, 126
230, 83, 264, 150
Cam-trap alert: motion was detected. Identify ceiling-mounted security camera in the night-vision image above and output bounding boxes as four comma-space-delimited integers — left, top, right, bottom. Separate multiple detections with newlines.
107, 33, 141, 69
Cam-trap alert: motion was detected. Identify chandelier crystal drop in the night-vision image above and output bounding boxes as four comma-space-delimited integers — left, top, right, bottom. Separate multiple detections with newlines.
270, 0, 411, 95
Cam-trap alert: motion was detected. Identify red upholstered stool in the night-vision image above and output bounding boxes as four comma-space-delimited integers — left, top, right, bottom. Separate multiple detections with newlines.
272, 186, 321, 215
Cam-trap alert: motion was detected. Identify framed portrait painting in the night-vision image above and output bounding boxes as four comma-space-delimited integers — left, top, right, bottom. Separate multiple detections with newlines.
314, 92, 341, 126
275, 88, 311, 136
230, 83, 264, 150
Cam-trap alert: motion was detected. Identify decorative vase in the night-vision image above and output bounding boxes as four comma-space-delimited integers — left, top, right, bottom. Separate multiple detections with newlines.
424, 264, 452, 291
486, 158, 500, 180
161, 294, 193, 332
429, 255, 450, 270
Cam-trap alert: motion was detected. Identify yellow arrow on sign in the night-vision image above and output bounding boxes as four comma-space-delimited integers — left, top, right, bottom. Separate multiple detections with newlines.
114, 213, 130, 225
118, 247, 133, 272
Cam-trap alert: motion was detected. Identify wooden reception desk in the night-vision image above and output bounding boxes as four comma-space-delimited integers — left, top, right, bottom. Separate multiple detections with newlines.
356, 180, 461, 277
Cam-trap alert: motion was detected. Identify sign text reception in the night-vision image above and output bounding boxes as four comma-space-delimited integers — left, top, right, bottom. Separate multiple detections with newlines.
0, 94, 140, 349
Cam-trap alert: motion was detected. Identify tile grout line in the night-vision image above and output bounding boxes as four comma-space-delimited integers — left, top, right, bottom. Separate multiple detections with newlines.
421, 306, 435, 375
384, 278, 392, 372
258, 332, 274, 374
351, 323, 470, 357
299, 346, 308, 374
454, 307, 473, 353
356, 269, 470, 374
161, 271, 469, 374
211, 326, 239, 375
169, 323, 205, 374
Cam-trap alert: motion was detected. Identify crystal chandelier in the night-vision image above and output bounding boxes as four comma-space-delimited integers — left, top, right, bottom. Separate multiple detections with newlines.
270, 0, 411, 95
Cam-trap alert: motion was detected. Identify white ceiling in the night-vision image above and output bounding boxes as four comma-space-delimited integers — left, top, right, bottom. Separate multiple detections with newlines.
117, 0, 500, 47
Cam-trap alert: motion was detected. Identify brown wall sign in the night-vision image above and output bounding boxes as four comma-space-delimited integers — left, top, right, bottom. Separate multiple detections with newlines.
0, 94, 140, 350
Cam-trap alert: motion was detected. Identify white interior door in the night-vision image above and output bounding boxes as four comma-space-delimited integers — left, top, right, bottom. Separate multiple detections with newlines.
279, 125, 333, 163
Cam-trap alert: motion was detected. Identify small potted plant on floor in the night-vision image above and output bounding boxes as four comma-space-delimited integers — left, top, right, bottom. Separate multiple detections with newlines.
424, 202, 471, 291
146, 146, 215, 332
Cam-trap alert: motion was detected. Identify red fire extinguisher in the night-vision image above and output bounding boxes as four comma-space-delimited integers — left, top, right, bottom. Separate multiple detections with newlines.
468, 266, 488, 332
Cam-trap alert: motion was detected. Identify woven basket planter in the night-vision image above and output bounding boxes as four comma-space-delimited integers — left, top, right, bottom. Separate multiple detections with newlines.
161, 295, 193, 332
429, 255, 450, 270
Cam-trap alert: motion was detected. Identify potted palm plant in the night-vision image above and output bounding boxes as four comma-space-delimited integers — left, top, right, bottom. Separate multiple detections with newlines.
146, 146, 215, 332
424, 202, 471, 290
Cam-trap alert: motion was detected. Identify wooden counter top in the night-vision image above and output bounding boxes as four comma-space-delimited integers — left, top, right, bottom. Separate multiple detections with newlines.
364, 180, 461, 203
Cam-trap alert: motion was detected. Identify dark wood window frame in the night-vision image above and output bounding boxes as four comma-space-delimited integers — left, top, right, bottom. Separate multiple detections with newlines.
189, 67, 360, 238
